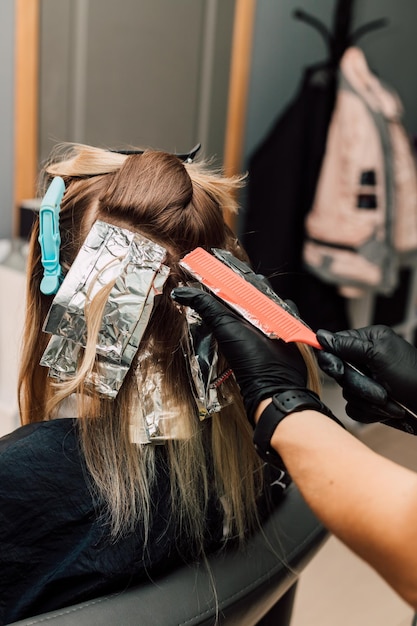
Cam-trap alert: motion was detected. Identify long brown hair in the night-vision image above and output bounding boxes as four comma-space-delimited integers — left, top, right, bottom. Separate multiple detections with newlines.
18, 144, 319, 549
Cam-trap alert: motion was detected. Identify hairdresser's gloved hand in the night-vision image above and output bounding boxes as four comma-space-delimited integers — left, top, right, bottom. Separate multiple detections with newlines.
317, 325, 417, 434
171, 287, 307, 424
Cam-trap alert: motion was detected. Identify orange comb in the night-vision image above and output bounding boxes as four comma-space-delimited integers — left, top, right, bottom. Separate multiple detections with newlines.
180, 248, 320, 349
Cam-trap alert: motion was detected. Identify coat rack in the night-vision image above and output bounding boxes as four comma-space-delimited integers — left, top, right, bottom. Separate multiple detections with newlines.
293, 0, 388, 65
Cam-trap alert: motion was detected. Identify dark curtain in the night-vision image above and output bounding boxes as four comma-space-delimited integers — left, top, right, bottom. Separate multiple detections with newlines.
242, 62, 349, 332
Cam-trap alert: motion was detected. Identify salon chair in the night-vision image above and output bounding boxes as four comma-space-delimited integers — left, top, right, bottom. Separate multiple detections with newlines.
8, 484, 328, 626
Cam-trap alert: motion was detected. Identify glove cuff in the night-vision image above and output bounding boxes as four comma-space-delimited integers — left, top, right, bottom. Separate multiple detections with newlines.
253, 388, 343, 469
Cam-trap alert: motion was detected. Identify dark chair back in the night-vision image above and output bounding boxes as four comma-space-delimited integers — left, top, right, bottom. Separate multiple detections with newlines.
8, 484, 328, 626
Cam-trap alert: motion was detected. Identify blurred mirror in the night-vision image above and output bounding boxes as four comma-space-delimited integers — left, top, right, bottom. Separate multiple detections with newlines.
39, 0, 236, 166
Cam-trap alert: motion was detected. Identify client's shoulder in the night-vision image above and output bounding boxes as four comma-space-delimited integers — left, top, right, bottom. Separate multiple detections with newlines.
0, 418, 78, 458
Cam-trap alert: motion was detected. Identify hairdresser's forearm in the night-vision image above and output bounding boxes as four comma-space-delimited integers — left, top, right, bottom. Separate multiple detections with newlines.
256, 401, 417, 609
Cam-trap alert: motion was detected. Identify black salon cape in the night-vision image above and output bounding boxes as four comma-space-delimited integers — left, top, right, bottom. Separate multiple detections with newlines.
0, 418, 288, 624
0, 419, 207, 624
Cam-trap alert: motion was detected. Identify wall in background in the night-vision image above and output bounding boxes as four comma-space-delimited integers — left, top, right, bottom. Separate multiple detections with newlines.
0, 1, 15, 238
39, 0, 235, 167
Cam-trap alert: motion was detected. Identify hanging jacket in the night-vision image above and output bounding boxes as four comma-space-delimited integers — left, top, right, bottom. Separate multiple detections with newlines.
303, 47, 417, 298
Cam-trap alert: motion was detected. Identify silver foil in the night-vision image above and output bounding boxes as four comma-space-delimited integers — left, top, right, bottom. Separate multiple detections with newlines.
131, 351, 194, 444
40, 220, 169, 398
132, 297, 230, 445
185, 301, 226, 419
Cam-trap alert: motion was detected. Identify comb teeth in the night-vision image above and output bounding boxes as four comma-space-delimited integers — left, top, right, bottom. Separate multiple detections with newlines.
180, 248, 320, 349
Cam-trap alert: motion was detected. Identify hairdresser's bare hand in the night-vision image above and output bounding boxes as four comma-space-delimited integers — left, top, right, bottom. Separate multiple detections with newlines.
317, 326, 417, 434
171, 287, 307, 424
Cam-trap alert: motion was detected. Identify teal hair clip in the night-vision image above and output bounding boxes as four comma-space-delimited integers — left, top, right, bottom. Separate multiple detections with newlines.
38, 176, 66, 295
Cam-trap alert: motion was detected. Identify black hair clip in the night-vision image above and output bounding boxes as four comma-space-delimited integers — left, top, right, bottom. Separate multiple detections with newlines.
111, 143, 201, 163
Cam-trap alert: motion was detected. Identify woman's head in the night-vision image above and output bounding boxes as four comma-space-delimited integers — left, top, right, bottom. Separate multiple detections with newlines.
22, 145, 246, 419
44, 145, 243, 261
19, 143, 319, 544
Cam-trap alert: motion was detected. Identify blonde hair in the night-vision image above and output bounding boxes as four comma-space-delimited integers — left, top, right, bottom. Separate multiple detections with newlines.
19, 144, 320, 552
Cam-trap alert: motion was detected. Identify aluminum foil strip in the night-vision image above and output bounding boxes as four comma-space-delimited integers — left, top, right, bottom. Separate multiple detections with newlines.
130, 352, 194, 444
131, 306, 229, 444
40, 220, 169, 398
185, 303, 225, 419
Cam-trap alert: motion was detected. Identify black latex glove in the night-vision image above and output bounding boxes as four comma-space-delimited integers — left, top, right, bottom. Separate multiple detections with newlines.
171, 287, 308, 424
317, 325, 417, 434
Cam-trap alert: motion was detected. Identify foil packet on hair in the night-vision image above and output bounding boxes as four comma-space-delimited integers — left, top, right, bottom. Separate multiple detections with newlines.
184, 283, 232, 419
40, 220, 169, 398
130, 352, 194, 444
130, 288, 232, 445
